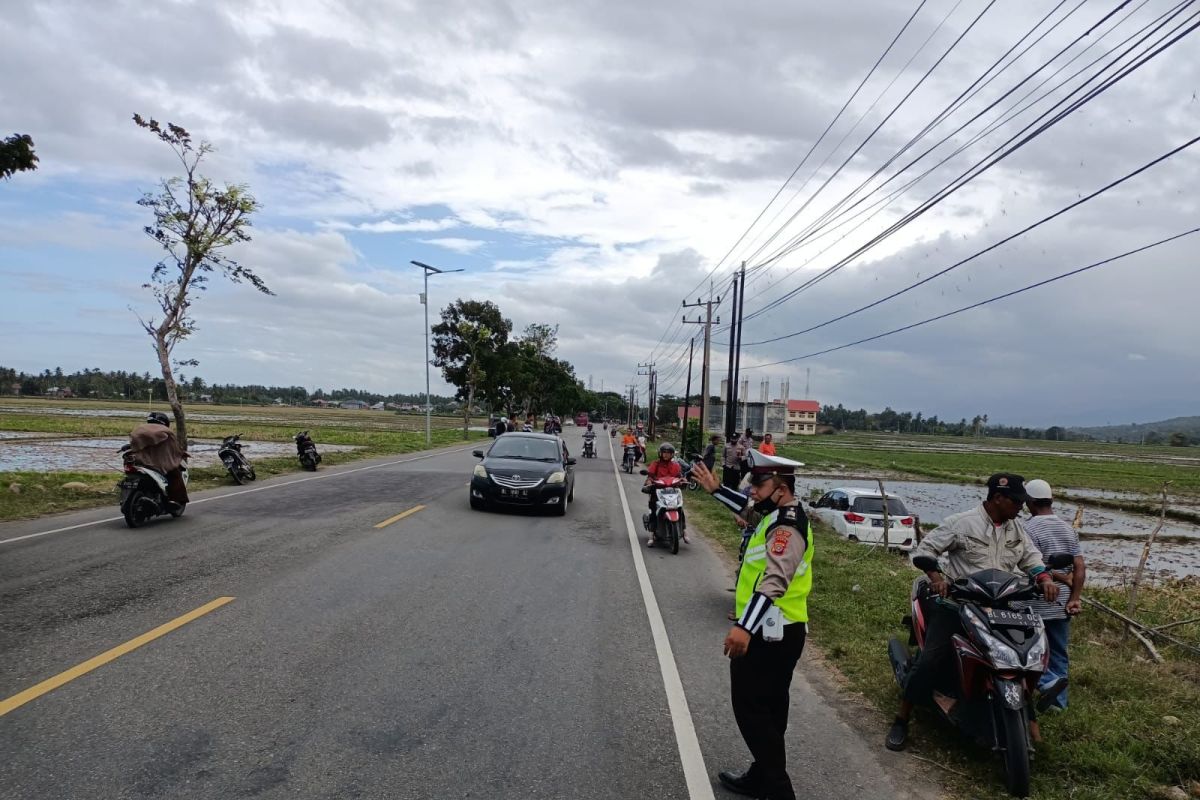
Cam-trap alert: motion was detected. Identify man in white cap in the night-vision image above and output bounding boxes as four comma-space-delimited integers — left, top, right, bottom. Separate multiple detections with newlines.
1024, 478, 1085, 711
690, 450, 811, 800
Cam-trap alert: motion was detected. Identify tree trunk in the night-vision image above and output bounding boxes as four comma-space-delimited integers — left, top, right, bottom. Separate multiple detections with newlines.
464, 380, 475, 440
153, 331, 188, 449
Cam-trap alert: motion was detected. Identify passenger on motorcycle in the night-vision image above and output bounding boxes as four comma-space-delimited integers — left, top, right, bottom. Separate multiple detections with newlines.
886, 473, 1058, 752
128, 412, 190, 508
644, 443, 687, 546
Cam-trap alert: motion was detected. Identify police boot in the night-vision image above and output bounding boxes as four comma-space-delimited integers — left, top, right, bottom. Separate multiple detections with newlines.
717, 767, 764, 798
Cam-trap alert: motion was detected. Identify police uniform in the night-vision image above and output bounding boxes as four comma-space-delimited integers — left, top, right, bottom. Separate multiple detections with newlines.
711, 450, 812, 800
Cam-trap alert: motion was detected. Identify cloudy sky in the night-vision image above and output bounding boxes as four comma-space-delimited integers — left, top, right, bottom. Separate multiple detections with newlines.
2, 0, 1197, 426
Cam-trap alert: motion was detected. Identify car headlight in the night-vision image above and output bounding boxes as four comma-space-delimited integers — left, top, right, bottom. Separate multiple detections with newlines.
473, 464, 488, 478
964, 608, 1024, 671
546, 471, 566, 485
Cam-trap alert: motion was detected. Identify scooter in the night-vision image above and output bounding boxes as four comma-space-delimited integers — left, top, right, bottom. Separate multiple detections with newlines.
295, 430, 321, 471
218, 434, 256, 484
679, 455, 702, 491
117, 445, 188, 528
582, 435, 597, 459
621, 443, 638, 474
888, 554, 1071, 797
640, 471, 686, 554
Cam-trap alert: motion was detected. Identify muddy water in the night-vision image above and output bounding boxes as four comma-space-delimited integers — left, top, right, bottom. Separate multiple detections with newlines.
798, 474, 1200, 581
0, 437, 360, 472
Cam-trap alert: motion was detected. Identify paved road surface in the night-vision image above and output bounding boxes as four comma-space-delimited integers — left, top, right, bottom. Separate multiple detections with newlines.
1, 430, 934, 799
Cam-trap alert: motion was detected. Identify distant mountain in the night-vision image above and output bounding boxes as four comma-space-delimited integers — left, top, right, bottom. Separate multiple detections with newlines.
1071, 416, 1200, 442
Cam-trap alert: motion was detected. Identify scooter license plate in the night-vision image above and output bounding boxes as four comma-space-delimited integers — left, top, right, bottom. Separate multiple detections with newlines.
988, 609, 1033, 627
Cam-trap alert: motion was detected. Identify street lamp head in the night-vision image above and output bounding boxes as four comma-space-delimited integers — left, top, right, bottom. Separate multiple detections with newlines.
411, 260, 465, 275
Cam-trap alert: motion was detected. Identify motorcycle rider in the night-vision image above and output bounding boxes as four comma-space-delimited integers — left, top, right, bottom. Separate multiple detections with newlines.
128, 412, 189, 509
644, 442, 686, 547
885, 473, 1058, 752
583, 423, 597, 456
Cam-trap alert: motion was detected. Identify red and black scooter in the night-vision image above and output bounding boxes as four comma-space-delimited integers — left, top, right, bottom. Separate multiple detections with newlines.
639, 472, 686, 554
888, 554, 1071, 797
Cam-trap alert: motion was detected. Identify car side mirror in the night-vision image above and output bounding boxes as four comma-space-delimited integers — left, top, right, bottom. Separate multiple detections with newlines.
808, 500, 817, 508
1046, 553, 1074, 570
565, 458, 576, 466
472, 449, 484, 458
912, 555, 940, 573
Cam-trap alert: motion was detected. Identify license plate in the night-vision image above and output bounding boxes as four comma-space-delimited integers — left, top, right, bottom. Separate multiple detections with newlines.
987, 609, 1034, 626
500, 488, 528, 498
871, 519, 890, 527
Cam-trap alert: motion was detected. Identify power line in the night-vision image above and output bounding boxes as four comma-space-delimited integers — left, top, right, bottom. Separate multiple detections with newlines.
743, 226, 1198, 370
743, 131, 1200, 346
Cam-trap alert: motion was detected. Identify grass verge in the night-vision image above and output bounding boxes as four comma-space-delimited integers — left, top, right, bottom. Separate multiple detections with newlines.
685, 487, 1200, 800
0, 428, 486, 523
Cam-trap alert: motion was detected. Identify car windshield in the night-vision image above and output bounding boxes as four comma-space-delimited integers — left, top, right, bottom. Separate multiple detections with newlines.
488, 437, 561, 462
852, 496, 908, 515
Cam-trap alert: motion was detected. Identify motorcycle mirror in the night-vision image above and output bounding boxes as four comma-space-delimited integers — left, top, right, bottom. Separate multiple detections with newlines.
639, 469, 648, 476
912, 555, 940, 573
472, 450, 484, 458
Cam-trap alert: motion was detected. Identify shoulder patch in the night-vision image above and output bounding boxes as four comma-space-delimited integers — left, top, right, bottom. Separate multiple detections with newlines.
770, 528, 792, 555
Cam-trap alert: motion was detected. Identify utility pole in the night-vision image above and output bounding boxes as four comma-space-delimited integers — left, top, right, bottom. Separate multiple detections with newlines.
683, 290, 720, 444
731, 261, 747, 436
681, 337, 695, 454
626, 384, 637, 428
723, 271, 739, 439
410, 260, 464, 445
638, 362, 656, 438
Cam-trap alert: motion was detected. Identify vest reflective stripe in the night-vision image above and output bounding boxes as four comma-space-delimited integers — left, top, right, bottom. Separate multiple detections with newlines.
735, 508, 815, 624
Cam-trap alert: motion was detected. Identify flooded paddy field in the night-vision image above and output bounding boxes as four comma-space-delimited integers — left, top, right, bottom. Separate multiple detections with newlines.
0, 436, 360, 472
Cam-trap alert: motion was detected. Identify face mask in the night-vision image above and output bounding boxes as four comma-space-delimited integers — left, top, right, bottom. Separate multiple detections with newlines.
753, 487, 781, 514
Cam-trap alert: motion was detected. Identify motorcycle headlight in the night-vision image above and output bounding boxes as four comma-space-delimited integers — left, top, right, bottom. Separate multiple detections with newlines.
546, 471, 566, 484
1025, 628, 1047, 672
964, 608, 1024, 671
473, 464, 487, 478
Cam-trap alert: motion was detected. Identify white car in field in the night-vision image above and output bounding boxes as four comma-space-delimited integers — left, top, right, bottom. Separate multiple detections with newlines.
809, 487, 917, 551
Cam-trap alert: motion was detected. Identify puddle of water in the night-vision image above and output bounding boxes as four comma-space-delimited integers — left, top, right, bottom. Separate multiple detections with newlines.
798, 474, 1200, 579
0, 431, 45, 440
0, 437, 360, 472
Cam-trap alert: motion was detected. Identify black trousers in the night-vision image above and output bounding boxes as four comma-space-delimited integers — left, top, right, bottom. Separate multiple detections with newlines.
730, 623, 806, 800
903, 600, 961, 705
722, 466, 741, 490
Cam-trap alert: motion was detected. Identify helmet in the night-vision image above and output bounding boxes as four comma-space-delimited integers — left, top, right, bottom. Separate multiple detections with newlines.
658, 442, 675, 455
147, 411, 170, 427
587, 423, 593, 430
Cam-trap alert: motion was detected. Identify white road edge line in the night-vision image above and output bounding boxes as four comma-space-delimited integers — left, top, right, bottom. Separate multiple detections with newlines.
0, 445, 479, 547
607, 434, 715, 800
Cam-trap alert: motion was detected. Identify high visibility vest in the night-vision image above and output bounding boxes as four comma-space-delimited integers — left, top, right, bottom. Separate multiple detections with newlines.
735, 505, 814, 624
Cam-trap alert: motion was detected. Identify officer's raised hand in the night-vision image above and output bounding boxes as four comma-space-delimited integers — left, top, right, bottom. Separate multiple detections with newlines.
724, 626, 750, 659
690, 461, 720, 493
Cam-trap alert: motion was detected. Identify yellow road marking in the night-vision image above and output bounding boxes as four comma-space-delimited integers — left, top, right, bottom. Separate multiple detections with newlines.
0, 596, 235, 717
374, 504, 426, 529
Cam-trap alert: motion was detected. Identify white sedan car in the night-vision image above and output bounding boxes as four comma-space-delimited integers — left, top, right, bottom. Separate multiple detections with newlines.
809, 487, 917, 551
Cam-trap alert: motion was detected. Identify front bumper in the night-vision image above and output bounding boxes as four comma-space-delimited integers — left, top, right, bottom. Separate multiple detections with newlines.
471, 476, 566, 506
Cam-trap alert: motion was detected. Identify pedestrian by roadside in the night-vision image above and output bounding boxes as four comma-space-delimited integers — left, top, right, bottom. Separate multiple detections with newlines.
690, 453, 813, 800
758, 433, 776, 456
506, 413, 518, 434
702, 434, 722, 472
722, 436, 741, 489
736, 428, 754, 482
1023, 479, 1084, 711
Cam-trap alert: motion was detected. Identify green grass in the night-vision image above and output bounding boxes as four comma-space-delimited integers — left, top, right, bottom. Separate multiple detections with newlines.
686, 488, 1200, 800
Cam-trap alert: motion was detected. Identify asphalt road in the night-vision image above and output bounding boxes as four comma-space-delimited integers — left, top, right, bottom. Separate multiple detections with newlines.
0, 430, 936, 799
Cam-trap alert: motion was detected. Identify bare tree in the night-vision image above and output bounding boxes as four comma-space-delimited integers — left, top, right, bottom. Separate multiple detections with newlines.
133, 115, 273, 447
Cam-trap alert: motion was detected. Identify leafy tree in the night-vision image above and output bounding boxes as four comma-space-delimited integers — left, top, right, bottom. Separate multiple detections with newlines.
0, 133, 38, 180
431, 300, 511, 436
1168, 432, 1189, 447
132, 115, 273, 447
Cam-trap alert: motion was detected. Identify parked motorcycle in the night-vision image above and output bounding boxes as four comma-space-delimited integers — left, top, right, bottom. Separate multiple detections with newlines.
117, 444, 188, 528
621, 443, 638, 474
679, 455, 702, 491
639, 470, 686, 554
218, 434, 256, 484
888, 554, 1072, 797
295, 430, 322, 471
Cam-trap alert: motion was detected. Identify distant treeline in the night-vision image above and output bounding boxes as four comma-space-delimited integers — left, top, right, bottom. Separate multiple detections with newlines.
0, 366, 456, 407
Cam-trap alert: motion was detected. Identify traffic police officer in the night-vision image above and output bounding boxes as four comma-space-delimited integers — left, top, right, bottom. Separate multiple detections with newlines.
690, 451, 813, 800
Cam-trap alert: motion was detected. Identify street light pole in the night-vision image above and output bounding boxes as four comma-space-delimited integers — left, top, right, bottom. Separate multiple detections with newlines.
411, 260, 464, 446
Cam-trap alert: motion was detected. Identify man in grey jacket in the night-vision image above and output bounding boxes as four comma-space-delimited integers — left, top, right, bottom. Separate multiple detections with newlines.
885, 473, 1058, 751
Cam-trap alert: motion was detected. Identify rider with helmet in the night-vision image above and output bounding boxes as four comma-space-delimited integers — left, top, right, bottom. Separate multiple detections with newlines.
128, 411, 190, 508
583, 422, 597, 457
644, 442, 687, 546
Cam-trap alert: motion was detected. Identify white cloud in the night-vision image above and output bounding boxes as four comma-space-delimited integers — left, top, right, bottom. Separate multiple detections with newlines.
1128, 353, 1148, 361
326, 217, 461, 233
418, 237, 487, 254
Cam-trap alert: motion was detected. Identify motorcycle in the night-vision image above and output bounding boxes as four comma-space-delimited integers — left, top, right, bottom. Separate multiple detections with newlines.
621, 443, 638, 474
582, 434, 597, 459
640, 471, 686, 554
610, 427, 618, 438
678, 455, 702, 491
888, 554, 1072, 797
218, 434, 256, 484
295, 430, 322, 471
117, 444, 188, 528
